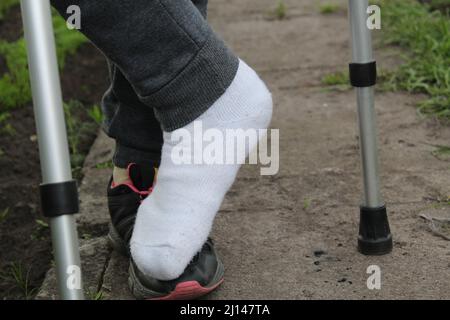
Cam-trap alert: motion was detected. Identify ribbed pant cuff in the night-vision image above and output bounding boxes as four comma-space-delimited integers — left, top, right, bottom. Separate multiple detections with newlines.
141, 33, 239, 132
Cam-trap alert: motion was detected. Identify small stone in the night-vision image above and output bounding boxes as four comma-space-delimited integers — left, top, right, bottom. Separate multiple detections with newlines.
14, 201, 24, 208
313, 250, 327, 257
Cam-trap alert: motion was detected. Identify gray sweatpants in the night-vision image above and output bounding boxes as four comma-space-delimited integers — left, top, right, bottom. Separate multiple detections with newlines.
51, 0, 239, 167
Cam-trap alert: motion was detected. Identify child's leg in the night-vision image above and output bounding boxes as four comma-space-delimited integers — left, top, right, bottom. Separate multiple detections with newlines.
134, 61, 272, 280
104, 61, 163, 170
51, 0, 236, 130
51, 0, 272, 281
102, 0, 209, 171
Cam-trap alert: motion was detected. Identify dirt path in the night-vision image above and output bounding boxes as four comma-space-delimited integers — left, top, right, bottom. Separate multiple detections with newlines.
38, 0, 450, 300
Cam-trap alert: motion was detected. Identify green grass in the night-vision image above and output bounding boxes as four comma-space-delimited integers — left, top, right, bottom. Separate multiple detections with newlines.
321, 0, 449, 119
322, 71, 350, 89
0, 39, 31, 109
0, 262, 37, 299
86, 289, 104, 300
0, 3, 98, 183
64, 100, 99, 179
303, 198, 312, 210
0, 0, 19, 21
31, 219, 50, 241
35, 219, 49, 229
88, 105, 103, 126
274, 1, 287, 20
319, 3, 341, 14
0, 27, 98, 180
432, 145, 450, 161
0, 11, 87, 111
0, 208, 9, 224
0, 112, 15, 135
376, 0, 450, 118
95, 160, 114, 170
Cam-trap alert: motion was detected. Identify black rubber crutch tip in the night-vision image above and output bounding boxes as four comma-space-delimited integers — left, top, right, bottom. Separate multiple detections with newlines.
357, 205, 393, 256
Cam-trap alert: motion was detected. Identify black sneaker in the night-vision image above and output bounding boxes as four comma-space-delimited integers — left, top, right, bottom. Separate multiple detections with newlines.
107, 163, 225, 300
107, 163, 156, 256
129, 238, 224, 300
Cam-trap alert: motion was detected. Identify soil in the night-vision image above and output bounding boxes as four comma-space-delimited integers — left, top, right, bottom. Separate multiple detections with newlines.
0, 5, 109, 299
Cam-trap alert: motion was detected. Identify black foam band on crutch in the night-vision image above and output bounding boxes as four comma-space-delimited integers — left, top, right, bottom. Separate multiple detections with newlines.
349, 61, 377, 87
40, 180, 79, 217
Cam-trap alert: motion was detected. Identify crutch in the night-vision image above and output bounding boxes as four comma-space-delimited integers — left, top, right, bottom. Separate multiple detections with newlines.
20, 0, 84, 299
348, 0, 392, 255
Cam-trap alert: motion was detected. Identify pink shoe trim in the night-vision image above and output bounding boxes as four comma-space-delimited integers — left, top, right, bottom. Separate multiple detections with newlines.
148, 279, 224, 301
111, 163, 153, 196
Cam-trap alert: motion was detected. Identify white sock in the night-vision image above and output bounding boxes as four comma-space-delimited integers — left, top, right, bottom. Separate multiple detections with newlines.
130, 60, 273, 280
